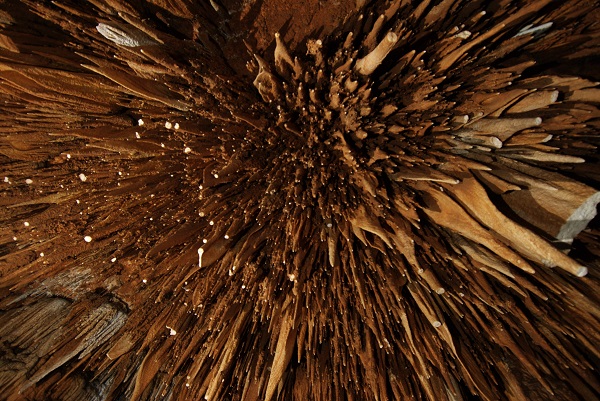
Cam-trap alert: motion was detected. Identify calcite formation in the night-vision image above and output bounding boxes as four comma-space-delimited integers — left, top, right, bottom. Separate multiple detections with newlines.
0, 1, 599, 400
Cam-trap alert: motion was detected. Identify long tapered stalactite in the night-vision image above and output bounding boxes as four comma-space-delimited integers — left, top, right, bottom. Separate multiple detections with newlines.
1, 1, 599, 400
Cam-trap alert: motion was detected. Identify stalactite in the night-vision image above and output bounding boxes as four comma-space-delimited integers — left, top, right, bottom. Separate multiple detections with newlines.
0, 1, 599, 401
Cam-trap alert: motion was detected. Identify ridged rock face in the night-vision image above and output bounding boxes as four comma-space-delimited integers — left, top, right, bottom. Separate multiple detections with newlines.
0, 1, 599, 400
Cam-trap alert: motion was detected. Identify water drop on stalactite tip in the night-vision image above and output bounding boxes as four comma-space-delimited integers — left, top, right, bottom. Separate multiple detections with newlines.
0, 1, 599, 401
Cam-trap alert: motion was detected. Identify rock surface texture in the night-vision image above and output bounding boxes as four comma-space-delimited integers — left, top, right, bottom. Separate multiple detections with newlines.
0, 1, 599, 400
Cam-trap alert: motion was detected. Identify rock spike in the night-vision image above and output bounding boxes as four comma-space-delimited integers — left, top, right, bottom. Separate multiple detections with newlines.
274, 32, 296, 76
363, 14, 386, 50
253, 54, 281, 102
355, 32, 398, 75
343, 32, 354, 49
96, 22, 158, 47
506, 90, 559, 113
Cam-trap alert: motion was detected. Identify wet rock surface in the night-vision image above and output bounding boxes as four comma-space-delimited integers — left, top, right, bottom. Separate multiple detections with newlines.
0, 1, 599, 400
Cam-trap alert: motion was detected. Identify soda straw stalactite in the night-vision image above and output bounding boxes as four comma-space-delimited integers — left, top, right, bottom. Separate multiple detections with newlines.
0, 1, 599, 400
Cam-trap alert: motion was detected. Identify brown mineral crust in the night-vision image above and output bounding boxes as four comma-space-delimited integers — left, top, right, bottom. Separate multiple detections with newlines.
236, 0, 357, 51
0, 1, 599, 401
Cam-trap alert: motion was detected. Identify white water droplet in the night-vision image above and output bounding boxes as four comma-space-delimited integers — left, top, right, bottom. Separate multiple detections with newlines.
197, 248, 204, 267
